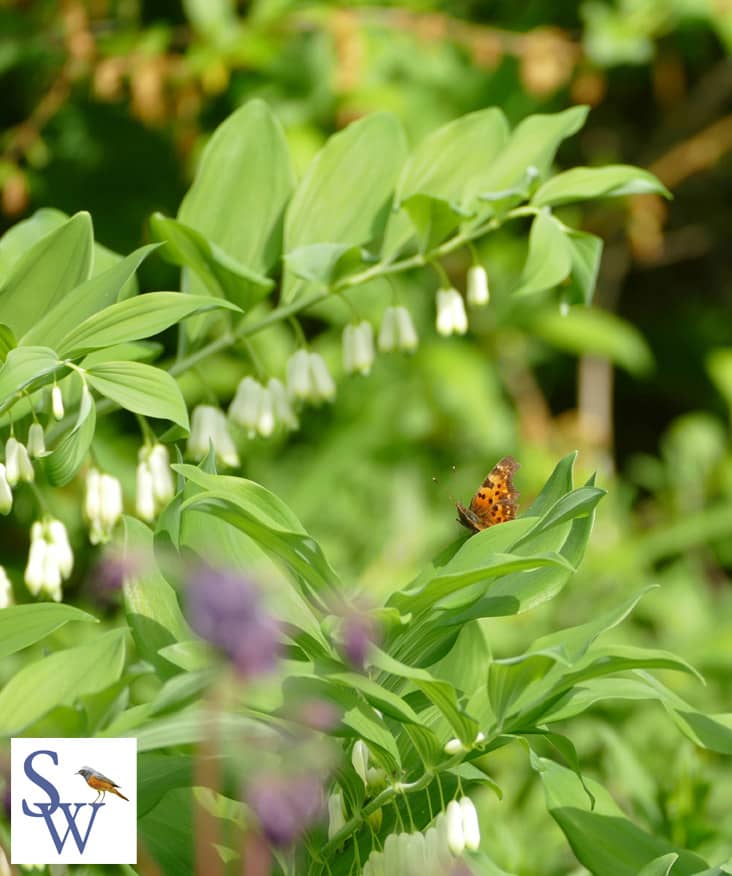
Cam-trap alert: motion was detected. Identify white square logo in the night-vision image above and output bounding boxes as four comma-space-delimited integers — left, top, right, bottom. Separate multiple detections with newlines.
11, 737, 137, 865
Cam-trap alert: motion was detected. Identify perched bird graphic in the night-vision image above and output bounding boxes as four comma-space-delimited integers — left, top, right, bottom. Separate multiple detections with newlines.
75, 766, 129, 803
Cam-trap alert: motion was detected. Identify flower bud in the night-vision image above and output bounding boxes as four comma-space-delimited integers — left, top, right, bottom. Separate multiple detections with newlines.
0, 464, 12, 515
351, 740, 370, 786
229, 377, 264, 436
377, 307, 397, 352
267, 378, 298, 430
148, 444, 175, 505
436, 288, 468, 336
309, 353, 336, 402
364, 850, 384, 876
460, 796, 480, 851
51, 384, 64, 420
17, 443, 34, 482
136, 459, 156, 522
286, 349, 312, 401
445, 800, 465, 856
188, 405, 239, 467
4, 438, 20, 486
27, 423, 46, 458
0, 566, 13, 608
343, 322, 374, 376
466, 264, 490, 306
444, 738, 466, 755
327, 790, 346, 840
395, 306, 418, 352
366, 806, 383, 834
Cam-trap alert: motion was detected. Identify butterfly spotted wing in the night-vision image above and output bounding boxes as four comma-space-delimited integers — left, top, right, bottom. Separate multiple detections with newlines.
456, 456, 520, 533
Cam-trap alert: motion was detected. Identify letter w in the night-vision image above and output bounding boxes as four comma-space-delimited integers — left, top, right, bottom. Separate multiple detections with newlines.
38, 802, 104, 854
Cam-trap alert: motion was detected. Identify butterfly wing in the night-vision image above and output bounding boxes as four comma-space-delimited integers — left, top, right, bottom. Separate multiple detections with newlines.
457, 456, 520, 532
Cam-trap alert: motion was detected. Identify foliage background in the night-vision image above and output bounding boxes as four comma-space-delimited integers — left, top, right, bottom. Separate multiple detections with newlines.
2, 1, 732, 874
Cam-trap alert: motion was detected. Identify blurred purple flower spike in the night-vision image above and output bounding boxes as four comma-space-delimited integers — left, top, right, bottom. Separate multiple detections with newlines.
340, 604, 380, 670
247, 772, 323, 848
186, 564, 281, 678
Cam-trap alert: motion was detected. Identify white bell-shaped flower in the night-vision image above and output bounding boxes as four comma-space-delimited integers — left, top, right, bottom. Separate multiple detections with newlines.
148, 444, 175, 505
256, 386, 275, 437
286, 349, 312, 401
459, 795, 480, 851
26, 422, 46, 458
187, 405, 239, 467
4, 437, 20, 486
435, 288, 468, 336
25, 519, 73, 601
229, 377, 264, 436
267, 378, 298, 430
351, 740, 370, 786
0, 565, 13, 608
466, 264, 490, 306
136, 457, 156, 522
327, 790, 346, 840
0, 464, 12, 515
343, 322, 375, 376
308, 352, 336, 402
445, 800, 465, 856
51, 384, 64, 420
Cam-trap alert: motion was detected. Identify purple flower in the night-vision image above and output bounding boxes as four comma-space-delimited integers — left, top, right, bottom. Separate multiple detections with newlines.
295, 699, 341, 732
186, 564, 280, 678
246, 772, 323, 848
338, 603, 380, 670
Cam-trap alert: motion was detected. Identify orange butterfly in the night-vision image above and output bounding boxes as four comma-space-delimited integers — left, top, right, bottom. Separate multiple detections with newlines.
456, 456, 520, 533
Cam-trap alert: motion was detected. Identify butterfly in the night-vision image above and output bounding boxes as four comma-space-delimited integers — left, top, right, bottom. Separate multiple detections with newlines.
456, 456, 520, 533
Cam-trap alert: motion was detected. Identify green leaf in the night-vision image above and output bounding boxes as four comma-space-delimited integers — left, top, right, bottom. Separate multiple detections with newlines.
525, 452, 577, 517
401, 194, 471, 253
533, 756, 709, 876
44, 383, 95, 486
123, 516, 193, 678
0, 603, 97, 660
342, 701, 401, 771
0, 346, 60, 406
283, 113, 407, 301
86, 360, 189, 429
512, 486, 607, 547
284, 242, 365, 285
138, 753, 194, 818
57, 290, 241, 357
20, 244, 160, 349
513, 212, 572, 297
179, 99, 295, 275
530, 307, 654, 376
533, 164, 670, 207
0, 629, 126, 735
478, 107, 589, 196
0, 211, 93, 337
0, 324, 16, 363
150, 213, 274, 311
637, 855, 680, 876
370, 647, 479, 745
563, 230, 604, 306
396, 108, 510, 211
157, 641, 216, 672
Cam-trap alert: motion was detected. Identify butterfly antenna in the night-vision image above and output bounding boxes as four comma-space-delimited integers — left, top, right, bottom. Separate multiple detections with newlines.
432, 475, 458, 505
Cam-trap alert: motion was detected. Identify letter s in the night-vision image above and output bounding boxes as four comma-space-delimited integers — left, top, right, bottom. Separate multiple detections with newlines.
22, 749, 60, 816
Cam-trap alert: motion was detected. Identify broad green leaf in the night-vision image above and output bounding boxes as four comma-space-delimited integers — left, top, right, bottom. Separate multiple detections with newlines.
179, 99, 295, 274
284, 242, 365, 285
637, 855, 680, 876
138, 753, 194, 818
44, 383, 95, 486
342, 701, 401, 771
540, 676, 675, 724
0, 324, 15, 362
123, 516, 193, 678
0, 603, 97, 660
530, 307, 654, 376
563, 230, 604, 306
370, 647, 479, 745
283, 113, 407, 301
533, 756, 708, 876
478, 106, 589, 195
396, 108, 509, 210
324, 670, 423, 726
0, 629, 126, 735
489, 655, 555, 723
512, 212, 572, 297
139, 788, 193, 876
150, 213, 274, 311
57, 291, 241, 357
157, 641, 216, 672
0, 212, 93, 337
20, 244, 160, 349
521, 730, 595, 808
524, 451, 577, 517
533, 164, 670, 207
86, 360, 189, 429
0, 346, 60, 406
512, 485, 606, 547
401, 194, 470, 253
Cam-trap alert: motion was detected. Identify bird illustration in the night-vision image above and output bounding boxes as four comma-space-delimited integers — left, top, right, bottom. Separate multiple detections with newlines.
75, 766, 129, 803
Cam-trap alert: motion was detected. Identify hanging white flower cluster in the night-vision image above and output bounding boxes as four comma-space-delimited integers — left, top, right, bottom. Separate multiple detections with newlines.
136, 444, 175, 521
84, 468, 123, 544
0, 566, 13, 608
362, 798, 480, 875
187, 405, 240, 468
229, 377, 298, 438
378, 306, 419, 354
287, 350, 336, 404
342, 321, 375, 376
435, 287, 468, 337
25, 519, 73, 602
